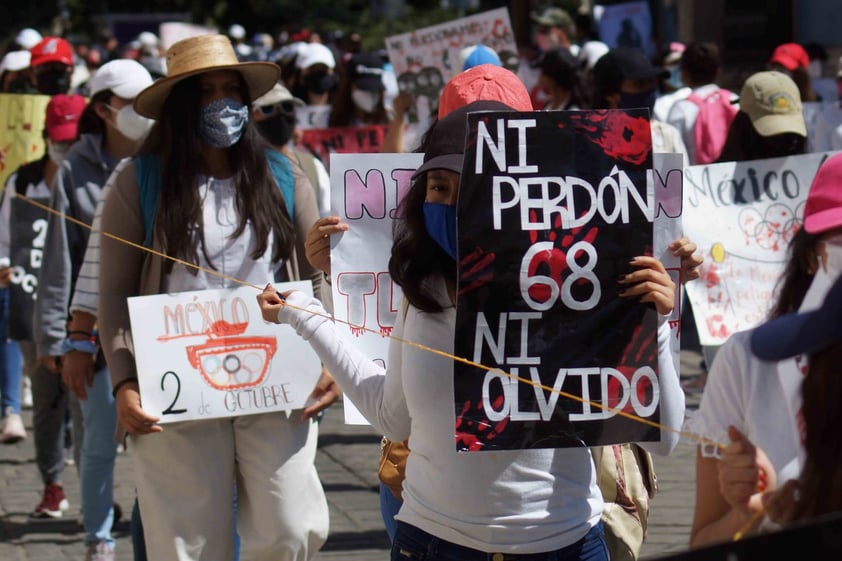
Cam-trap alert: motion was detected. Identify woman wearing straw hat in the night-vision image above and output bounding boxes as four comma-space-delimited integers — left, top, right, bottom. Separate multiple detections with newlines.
97, 34, 334, 561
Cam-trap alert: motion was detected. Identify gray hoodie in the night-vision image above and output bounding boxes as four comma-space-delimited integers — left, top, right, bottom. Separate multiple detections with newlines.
35, 133, 117, 358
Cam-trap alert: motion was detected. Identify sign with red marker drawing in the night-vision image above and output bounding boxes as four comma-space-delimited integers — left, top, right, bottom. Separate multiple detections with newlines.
453, 109, 661, 451
328, 152, 424, 424
682, 152, 832, 346
127, 282, 321, 422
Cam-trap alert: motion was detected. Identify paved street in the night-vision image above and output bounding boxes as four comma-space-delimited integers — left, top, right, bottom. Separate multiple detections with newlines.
0, 350, 706, 561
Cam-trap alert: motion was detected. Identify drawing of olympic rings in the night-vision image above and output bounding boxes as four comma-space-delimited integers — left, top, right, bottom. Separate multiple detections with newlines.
203, 354, 230, 387
737, 203, 799, 251
233, 352, 264, 385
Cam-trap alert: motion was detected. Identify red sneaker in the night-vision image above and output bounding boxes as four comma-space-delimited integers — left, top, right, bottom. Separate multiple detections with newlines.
32, 483, 69, 518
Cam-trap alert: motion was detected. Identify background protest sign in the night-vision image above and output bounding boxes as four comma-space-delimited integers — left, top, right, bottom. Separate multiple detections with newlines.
453, 109, 660, 451
295, 105, 332, 131
300, 125, 389, 171
385, 8, 516, 122
652, 153, 684, 367
329, 153, 423, 424
682, 151, 833, 346
128, 282, 321, 423
593, 1, 655, 61
0, 93, 50, 188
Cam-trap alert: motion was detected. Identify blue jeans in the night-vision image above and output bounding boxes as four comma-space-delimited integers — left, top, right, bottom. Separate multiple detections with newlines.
391, 521, 609, 561
0, 287, 22, 414
379, 482, 402, 543
79, 366, 117, 547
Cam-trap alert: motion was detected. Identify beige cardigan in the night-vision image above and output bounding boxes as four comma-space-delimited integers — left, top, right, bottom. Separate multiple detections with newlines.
98, 157, 322, 436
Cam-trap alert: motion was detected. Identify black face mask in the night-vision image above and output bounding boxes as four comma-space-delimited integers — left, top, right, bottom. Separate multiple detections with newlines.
302, 70, 336, 95
257, 114, 295, 147
35, 69, 71, 96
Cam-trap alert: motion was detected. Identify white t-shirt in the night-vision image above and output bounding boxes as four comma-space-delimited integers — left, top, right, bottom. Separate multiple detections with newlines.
282, 276, 685, 553
166, 175, 275, 293
684, 329, 801, 483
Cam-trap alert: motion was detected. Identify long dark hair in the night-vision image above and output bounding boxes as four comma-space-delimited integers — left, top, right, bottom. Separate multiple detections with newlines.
77, 90, 112, 136
716, 111, 806, 163
138, 72, 295, 273
388, 118, 454, 313
388, 173, 456, 313
792, 340, 842, 521
768, 227, 821, 318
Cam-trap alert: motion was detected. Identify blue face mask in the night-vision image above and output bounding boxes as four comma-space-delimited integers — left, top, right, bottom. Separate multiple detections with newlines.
423, 202, 457, 261
199, 97, 249, 148
618, 88, 658, 115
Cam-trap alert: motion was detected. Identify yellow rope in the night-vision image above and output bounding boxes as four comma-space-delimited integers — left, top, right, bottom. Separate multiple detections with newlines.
9, 188, 724, 450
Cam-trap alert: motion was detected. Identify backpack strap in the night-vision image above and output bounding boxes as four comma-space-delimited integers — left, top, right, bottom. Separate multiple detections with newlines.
136, 150, 295, 249
135, 153, 162, 249
265, 149, 295, 218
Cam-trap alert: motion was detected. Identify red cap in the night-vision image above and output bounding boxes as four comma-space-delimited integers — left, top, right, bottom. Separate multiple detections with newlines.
804, 152, 842, 234
44, 94, 87, 142
30, 37, 74, 68
438, 64, 533, 119
770, 43, 809, 71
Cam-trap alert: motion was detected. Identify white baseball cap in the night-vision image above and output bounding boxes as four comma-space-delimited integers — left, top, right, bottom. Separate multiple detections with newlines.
16, 28, 42, 50
253, 82, 305, 109
88, 59, 154, 99
295, 43, 335, 70
138, 32, 159, 48
229, 24, 246, 40
579, 40, 610, 71
0, 50, 31, 74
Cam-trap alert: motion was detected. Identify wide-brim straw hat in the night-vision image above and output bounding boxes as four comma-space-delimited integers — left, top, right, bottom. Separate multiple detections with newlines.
134, 34, 281, 119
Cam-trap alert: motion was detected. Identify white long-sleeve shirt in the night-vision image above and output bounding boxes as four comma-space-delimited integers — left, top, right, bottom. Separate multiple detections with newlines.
278, 277, 684, 554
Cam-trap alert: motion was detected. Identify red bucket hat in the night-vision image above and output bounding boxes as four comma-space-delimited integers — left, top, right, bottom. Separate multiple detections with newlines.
438, 64, 533, 119
804, 152, 842, 234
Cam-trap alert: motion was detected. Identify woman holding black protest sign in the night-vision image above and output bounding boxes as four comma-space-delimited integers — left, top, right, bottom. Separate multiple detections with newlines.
259, 97, 686, 561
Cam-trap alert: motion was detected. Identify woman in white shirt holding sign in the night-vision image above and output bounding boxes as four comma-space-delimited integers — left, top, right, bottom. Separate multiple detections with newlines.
259, 99, 685, 561
687, 152, 842, 546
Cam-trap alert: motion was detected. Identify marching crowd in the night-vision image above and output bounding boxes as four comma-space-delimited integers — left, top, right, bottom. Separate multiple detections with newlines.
1, 4, 842, 561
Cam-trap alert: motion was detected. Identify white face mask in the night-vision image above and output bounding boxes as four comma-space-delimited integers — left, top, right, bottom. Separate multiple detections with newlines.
351, 89, 380, 114
107, 104, 154, 142
46, 140, 71, 165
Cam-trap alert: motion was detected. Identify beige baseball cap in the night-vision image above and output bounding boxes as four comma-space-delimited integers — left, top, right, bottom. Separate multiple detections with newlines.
739, 70, 806, 137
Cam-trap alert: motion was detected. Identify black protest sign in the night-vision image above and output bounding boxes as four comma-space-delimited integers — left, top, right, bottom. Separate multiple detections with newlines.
454, 109, 659, 451
9, 195, 49, 341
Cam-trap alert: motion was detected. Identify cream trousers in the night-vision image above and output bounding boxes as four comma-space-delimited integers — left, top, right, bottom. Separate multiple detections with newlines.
130, 412, 329, 561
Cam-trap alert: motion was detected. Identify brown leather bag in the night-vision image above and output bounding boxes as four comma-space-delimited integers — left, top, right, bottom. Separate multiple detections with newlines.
378, 437, 410, 500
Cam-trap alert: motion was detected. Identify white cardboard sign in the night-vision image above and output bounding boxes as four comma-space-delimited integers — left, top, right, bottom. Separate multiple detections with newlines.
128, 282, 321, 422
